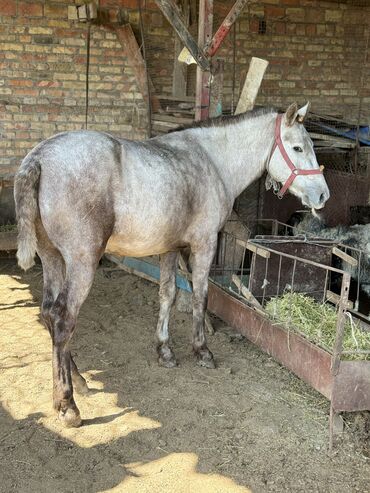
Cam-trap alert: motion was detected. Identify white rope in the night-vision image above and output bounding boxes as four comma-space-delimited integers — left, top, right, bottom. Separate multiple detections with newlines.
345, 311, 359, 350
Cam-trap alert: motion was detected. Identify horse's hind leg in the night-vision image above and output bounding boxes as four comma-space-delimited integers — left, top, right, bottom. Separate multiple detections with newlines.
48, 253, 99, 427
37, 225, 88, 395
191, 238, 217, 368
156, 251, 178, 367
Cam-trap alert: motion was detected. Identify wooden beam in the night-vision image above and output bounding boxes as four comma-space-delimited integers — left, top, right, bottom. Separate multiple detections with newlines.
195, 0, 213, 120
115, 25, 161, 113
154, 0, 210, 71
207, 0, 249, 57
209, 58, 224, 117
231, 274, 264, 313
172, 0, 190, 97
235, 57, 269, 114
332, 247, 358, 267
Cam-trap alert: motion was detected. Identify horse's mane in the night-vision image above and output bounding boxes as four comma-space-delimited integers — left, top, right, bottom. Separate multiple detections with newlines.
167, 106, 276, 134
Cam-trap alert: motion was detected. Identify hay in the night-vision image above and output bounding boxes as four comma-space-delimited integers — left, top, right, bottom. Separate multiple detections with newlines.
0, 224, 17, 232
265, 292, 370, 361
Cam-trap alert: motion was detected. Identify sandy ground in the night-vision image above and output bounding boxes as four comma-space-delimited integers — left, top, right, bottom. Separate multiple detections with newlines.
0, 257, 370, 493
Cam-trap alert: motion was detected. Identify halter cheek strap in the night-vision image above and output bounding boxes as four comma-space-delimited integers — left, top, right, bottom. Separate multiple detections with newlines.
270, 114, 324, 199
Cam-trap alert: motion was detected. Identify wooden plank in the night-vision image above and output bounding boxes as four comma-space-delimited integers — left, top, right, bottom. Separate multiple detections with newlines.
326, 290, 354, 309
241, 240, 271, 259
231, 274, 264, 312
332, 247, 358, 267
154, 0, 210, 71
152, 113, 193, 124
195, 0, 213, 120
115, 24, 161, 113
235, 57, 269, 114
105, 254, 193, 293
207, 0, 249, 57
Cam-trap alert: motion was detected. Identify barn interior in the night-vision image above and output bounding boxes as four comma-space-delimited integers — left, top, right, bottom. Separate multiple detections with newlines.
0, 1, 370, 492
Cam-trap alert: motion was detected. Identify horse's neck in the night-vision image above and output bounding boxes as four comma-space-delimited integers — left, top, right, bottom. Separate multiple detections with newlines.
193, 112, 276, 200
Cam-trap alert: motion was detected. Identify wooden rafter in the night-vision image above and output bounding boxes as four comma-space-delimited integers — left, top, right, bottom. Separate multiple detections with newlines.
207, 0, 249, 57
154, 0, 210, 71
195, 0, 213, 120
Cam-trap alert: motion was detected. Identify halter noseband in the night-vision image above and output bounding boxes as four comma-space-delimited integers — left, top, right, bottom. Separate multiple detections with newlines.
269, 114, 324, 199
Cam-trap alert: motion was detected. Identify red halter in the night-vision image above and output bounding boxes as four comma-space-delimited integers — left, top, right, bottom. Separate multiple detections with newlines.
270, 114, 324, 199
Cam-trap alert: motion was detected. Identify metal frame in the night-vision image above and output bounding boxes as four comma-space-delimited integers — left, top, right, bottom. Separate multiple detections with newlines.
208, 233, 370, 449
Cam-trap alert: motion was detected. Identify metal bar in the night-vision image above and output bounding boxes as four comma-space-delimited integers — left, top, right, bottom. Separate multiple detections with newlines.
248, 242, 346, 275
331, 272, 352, 376
154, 0, 210, 71
195, 0, 213, 120
206, 0, 249, 57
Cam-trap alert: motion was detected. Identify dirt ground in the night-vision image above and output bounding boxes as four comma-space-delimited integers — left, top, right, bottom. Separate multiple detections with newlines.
1, 257, 370, 493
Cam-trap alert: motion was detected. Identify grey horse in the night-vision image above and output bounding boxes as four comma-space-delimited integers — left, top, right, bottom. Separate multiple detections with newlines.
14, 103, 329, 427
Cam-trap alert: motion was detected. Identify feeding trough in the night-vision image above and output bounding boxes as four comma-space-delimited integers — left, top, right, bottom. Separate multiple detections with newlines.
207, 233, 370, 448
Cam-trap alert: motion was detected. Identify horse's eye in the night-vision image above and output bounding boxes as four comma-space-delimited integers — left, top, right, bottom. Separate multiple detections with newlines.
293, 146, 303, 152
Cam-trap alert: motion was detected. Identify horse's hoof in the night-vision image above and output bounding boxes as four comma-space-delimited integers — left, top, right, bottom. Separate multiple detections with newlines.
73, 376, 90, 395
196, 349, 216, 369
157, 345, 177, 368
59, 407, 82, 428
158, 355, 178, 368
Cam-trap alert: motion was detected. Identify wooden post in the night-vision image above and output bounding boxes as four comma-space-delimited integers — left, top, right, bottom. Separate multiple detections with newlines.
235, 57, 269, 115
209, 58, 224, 118
154, 0, 210, 71
195, 0, 213, 121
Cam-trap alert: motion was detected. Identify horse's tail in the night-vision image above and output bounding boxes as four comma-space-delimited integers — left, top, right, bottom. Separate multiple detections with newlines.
14, 154, 41, 270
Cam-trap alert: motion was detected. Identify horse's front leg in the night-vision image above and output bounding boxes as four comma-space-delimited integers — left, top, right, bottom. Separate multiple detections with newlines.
156, 251, 179, 367
191, 238, 217, 368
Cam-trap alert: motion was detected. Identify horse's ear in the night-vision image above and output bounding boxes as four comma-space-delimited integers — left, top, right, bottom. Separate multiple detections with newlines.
296, 102, 310, 123
284, 102, 299, 127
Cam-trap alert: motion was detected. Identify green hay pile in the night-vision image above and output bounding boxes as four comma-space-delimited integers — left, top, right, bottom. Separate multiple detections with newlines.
0, 224, 17, 232
265, 292, 370, 361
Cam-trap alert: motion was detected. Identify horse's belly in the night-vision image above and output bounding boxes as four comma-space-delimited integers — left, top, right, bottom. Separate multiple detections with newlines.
105, 234, 183, 258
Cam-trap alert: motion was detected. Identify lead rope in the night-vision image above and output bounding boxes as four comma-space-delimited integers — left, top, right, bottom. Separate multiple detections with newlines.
264, 117, 280, 196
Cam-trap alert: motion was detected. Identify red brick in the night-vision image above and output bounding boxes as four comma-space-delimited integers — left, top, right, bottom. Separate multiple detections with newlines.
9, 79, 33, 87
249, 18, 259, 34
306, 24, 316, 36
37, 80, 60, 88
275, 22, 286, 35
265, 6, 285, 18
19, 2, 43, 17
13, 88, 39, 96
0, 0, 16, 16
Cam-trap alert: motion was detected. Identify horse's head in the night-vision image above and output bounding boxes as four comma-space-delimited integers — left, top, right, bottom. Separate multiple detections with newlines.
266, 102, 330, 210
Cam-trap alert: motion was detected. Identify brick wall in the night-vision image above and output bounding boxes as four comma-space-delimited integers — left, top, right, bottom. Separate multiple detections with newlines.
0, 0, 156, 179
232, 0, 370, 123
